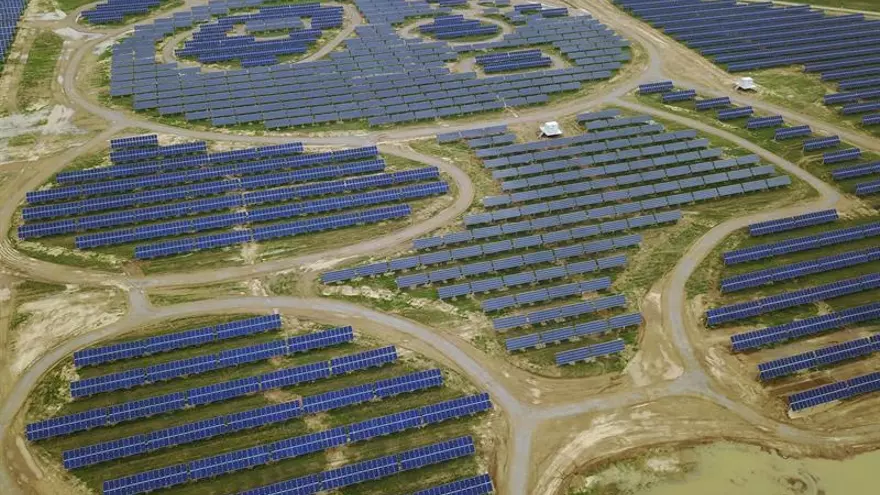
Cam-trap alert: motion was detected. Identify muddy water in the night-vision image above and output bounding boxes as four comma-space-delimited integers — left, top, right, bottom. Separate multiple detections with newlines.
573, 442, 879, 495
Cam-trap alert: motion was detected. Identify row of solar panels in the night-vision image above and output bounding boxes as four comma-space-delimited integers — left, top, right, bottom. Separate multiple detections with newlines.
480, 124, 685, 164
481, 276, 611, 312
748, 209, 838, 236
788, 370, 880, 411
724, 221, 880, 264
803, 135, 840, 151
232, 436, 478, 495
556, 338, 625, 366
856, 179, 880, 196
506, 312, 642, 352
616, 0, 878, 78
494, 294, 627, 331
75, 315, 281, 368
83, 0, 160, 24
832, 161, 880, 181
21, 158, 389, 227
109, 134, 159, 151
26, 165, 431, 224
486, 127, 694, 173
70, 326, 354, 398
101, 399, 473, 494
398, 234, 642, 290
27, 145, 374, 204
730, 302, 880, 351
28, 346, 400, 441
465, 163, 776, 226
721, 247, 880, 293
486, 147, 754, 207
328, 171, 790, 286
101, 397, 491, 493
823, 148, 861, 165
23, 179, 444, 243
135, 203, 413, 259
707, 272, 880, 326
67, 369, 457, 470
436, 124, 508, 143
759, 334, 880, 381
328, 206, 666, 283
775, 125, 812, 140
56, 141, 306, 184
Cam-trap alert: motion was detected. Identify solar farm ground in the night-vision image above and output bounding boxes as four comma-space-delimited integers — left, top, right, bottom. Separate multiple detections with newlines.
319, 110, 816, 377
26, 313, 500, 495
10, 138, 456, 275
631, 89, 880, 209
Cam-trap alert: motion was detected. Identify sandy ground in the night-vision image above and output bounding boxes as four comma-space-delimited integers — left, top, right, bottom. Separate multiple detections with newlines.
9, 286, 126, 376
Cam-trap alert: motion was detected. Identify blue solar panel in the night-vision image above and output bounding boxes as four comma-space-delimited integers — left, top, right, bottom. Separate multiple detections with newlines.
708, 273, 880, 325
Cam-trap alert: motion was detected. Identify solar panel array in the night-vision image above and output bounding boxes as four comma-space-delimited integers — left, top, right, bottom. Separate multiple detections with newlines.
69, 326, 355, 397
695, 97, 731, 111
614, 0, 880, 119
748, 209, 838, 236
98, 394, 491, 492
107, 1, 628, 128
706, 272, 880, 325
27, 346, 399, 441
437, 124, 508, 144
476, 49, 552, 74
823, 148, 861, 164
67, 372, 473, 473
506, 312, 642, 352
661, 89, 696, 102
74, 315, 282, 368
717, 106, 753, 121
175, 4, 341, 66
396, 234, 642, 290
721, 246, 880, 292
481, 276, 611, 312
803, 135, 840, 151
419, 15, 500, 40
774, 125, 812, 140
20, 136, 451, 258
723, 221, 880, 264
83, 0, 161, 24
412, 474, 494, 495
832, 161, 880, 181
730, 302, 880, 351
758, 335, 880, 381
227, 436, 477, 495
0, 0, 25, 64
493, 293, 627, 331
638, 80, 673, 94
746, 115, 784, 130
788, 371, 880, 411
856, 179, 880, 196
555, 338, 626, 366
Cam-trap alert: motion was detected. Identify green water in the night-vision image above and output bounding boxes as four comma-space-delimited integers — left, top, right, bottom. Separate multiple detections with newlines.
572, 442, 879, 495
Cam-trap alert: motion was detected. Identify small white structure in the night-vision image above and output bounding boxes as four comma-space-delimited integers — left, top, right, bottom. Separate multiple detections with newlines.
736, 77, 757, 91
540, 121, 563, 137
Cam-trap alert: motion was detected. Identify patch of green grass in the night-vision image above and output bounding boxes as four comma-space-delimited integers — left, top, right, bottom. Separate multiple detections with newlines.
15, 280, 66, 299
146, 282, 249, 306
8, 133, 39, 147
19, 31, 64, 111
